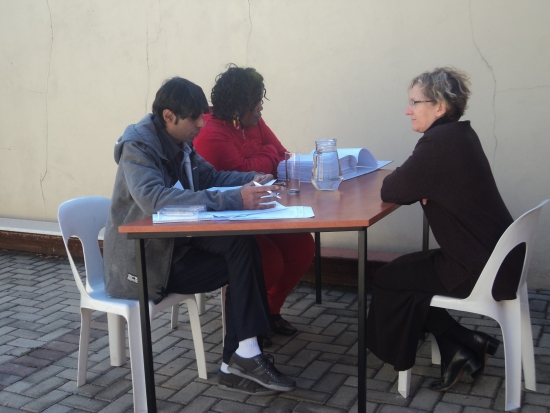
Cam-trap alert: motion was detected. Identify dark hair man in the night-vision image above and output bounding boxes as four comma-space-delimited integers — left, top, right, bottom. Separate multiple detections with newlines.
102, 77, 294, 394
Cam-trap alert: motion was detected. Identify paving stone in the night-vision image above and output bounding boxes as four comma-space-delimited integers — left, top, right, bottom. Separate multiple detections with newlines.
0, 390, 35, 408
308, 342, 348, 354
96, 393, 133, 413
91, 366, 130, 386
168, 381, 209, 404
293, 402, 348, 413
279, 388, 331, 404
524, 392, 550, 407
287, 349, 320, 368
0, 362, 36, 377
261, 397, 299, 412
326, 384, 357, 409
90, 378, 132, 402
41, 404, 73, 413
299, 360, 332, 380
312, 372, 347, 393
409, 387, 442, 410
22, 389, 70, 412
441, 392, 492, 408
27, 348, 67, 362
12, 355, 52, 368
22, 376, 67, 398
514, 405, 549, 413
433, 402, 463, 413
59, 394, 109, 411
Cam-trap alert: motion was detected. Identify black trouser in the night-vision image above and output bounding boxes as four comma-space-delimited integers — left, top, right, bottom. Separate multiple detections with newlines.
367, 249, 474, 370
166, 235, 271, 363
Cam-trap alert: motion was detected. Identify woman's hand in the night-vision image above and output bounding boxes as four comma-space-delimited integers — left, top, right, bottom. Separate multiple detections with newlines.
253, 174, 274, 184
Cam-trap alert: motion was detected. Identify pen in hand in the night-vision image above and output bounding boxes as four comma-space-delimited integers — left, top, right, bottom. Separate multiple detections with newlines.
253, 180, 281, 199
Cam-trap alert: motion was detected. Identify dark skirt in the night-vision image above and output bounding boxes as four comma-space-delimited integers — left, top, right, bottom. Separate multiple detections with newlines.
366, 249, 474, 371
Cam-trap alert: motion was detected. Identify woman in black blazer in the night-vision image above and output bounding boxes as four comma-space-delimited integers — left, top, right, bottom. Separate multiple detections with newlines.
367, 67, 524, 391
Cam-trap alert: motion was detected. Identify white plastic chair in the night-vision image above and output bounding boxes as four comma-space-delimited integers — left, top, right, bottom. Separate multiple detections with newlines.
58, 196, 207, 413
398, 200, 548, 411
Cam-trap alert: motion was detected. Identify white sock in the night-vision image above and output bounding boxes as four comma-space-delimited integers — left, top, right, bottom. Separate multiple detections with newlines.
235, 337, 261, 358
220, 362, 230, 373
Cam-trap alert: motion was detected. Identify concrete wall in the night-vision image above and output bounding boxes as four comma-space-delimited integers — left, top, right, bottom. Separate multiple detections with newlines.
1, 0, 549, 287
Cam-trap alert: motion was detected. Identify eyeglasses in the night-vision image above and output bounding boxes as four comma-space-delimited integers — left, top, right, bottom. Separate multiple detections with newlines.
408, 100, 434, 108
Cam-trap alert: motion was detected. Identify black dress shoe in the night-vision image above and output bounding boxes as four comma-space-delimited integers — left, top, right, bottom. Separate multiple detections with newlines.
272, 317, 297, 336
261, 335, 273, 348
469, 332, 500, 378
429, 348, 482, 392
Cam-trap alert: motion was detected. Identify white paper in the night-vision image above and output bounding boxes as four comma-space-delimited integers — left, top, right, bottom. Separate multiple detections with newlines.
227, 206, 314, 220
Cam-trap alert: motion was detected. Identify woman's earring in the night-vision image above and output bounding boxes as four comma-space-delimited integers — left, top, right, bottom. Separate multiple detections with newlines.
232, 115, 240, 130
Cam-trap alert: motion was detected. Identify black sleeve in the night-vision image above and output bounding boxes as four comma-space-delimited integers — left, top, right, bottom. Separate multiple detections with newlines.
381, 135, 436, 205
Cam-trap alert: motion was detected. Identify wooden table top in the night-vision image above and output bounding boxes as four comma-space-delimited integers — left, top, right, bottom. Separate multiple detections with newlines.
119, 169, 399, 238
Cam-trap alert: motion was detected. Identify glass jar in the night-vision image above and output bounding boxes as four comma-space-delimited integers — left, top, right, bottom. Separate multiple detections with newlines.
311, 138, 343, 191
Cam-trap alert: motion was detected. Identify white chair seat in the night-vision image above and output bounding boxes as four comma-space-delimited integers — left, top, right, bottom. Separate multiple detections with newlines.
398, 200, 548, 411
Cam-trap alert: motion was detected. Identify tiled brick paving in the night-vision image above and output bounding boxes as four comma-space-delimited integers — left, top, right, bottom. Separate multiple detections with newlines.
0, 249, 549, 412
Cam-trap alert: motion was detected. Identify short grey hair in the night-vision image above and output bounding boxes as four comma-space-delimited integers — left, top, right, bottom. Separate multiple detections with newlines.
410, 67, 471, 121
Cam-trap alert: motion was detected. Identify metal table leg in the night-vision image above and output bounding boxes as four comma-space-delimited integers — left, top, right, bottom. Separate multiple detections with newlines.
315, 232, 322, 304
358, 229, 367, 413
135, 239, 157, 412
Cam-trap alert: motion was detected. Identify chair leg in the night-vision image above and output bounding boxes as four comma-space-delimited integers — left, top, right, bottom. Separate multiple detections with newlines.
501, 301, 523, 411
519, 287, 537, 391
107, 313, 126, 366
186, 298, 207, 379
127, 312, 148, 413
170, 305, 179, 330
195, 292, 206, 315
221, 285, 227, 345
431, 335, 441, 365
398, 369, 411, 397
77, 308, 93, 387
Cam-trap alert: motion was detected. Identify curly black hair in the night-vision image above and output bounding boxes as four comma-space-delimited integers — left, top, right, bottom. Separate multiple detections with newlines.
211, 64, 267, 122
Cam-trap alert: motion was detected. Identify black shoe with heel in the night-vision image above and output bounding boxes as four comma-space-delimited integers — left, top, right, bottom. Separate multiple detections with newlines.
469, 332, 500, 378
271, 315, 297, 336
429, 348, 482, 392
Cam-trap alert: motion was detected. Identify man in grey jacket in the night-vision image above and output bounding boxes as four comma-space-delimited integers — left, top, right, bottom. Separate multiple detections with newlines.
103, 77, 295, 394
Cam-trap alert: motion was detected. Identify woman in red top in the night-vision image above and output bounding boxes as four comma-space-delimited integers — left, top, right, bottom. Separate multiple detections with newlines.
195, 65, 315, 343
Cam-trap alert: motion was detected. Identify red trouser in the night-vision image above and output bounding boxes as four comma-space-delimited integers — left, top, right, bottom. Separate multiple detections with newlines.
254, 232, 316, 315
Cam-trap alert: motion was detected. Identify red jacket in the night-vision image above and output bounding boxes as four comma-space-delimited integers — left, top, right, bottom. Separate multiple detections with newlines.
194, 114, 287, 177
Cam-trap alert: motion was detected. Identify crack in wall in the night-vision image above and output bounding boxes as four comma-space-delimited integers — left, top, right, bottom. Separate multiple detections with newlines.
150, 0, 163, 44
498, 85, 550, 93
469, 1, 497, 169
246, 0, 252, 65
40, 0, 54, 210
144, 0, 162, 114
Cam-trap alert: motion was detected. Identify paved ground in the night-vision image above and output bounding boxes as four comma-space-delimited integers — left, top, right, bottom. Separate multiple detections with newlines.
0, 249, 549, 413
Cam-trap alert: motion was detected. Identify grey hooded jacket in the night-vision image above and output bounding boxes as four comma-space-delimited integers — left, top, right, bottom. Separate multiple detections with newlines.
103, 114, 257, 303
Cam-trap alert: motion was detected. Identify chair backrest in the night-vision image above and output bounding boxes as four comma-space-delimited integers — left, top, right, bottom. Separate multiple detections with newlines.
468, 200, 549, 302
57, 196, 111, 296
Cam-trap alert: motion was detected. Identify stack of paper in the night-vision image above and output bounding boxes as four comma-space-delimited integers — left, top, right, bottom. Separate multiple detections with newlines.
277, 148, 392, 182
153, 201, 315, 223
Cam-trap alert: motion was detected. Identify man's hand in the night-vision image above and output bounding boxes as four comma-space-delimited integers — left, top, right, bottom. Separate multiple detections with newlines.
253, 174, 274, 185
240, 181, 281, 210
422, 198, 428, 205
